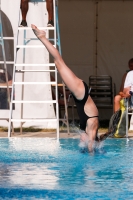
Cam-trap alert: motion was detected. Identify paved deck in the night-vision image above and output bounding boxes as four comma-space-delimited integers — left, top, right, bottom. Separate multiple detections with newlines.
0, 129, 133, 139
0, 131, 79, 138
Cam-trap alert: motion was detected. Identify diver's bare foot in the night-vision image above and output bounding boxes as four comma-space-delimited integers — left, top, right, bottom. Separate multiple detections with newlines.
31, 24, 46, 39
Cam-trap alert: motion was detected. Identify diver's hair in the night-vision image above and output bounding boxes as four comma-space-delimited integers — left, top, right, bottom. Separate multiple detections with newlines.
128, 58, 133, 66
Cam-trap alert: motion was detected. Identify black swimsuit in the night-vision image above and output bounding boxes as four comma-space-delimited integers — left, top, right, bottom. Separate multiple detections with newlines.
72, 81, 98, 131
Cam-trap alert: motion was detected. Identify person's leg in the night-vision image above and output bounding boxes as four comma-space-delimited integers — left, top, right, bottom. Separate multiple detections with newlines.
84, 96, 99, 151
46, 0, 54, 26
114, 95, 122, 112
31, 25, 99, 152
31, 25, 85, 100
20, 0, 29, 27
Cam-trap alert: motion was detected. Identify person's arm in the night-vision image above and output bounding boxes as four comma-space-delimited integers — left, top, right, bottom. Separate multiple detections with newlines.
116, 73, 128, 98
123, 86, 131, 98
119, 73, 127, 92
123, 72, 132, 98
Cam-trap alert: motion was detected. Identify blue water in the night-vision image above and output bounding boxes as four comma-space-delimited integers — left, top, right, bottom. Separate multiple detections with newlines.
0, 138, 133, 200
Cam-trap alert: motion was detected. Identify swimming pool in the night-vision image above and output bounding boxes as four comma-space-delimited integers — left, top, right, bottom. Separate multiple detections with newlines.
0, 138, 133, 199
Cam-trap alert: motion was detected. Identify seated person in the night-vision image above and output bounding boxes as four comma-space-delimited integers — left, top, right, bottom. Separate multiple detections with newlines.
114, 58, 133, 112
20, 0, 54, 27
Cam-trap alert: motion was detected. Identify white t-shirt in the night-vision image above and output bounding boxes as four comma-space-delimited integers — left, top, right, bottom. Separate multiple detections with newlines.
124, 71, 133, 92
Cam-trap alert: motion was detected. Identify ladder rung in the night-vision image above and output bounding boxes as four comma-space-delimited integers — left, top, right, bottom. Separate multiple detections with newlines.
0, 61, 14, 64
15, 70, 56, 72
52, 83, 64, 87
14, 81, 56, 85
24, 38, 57, 41
59, 118, 67, 121
16, 45, 46, 48
23, 38, 57, 42
16, 45, 56, 48
0, 118, 9, 120
15, 63, 55, 66
11, 119, 57, 122
24, 38, 38, 40
18, 27, 55, 30
12, 100, 57, 103
0, 37, 14, 40
0, 86, 12, 88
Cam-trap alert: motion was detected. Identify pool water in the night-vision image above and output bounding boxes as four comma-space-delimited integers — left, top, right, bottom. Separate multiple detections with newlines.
0, 138, 133, 199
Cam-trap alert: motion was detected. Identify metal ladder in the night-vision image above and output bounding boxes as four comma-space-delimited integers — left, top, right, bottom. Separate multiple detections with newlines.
8, 0, 69, 138
0, 1, 13, 121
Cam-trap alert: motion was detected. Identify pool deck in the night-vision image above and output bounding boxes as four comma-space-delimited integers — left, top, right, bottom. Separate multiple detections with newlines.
0, 129, 133, 139
0, 131, 80, 138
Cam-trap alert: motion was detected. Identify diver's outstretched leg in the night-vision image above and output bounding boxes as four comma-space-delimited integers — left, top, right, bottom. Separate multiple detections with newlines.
31, 24, 85, 100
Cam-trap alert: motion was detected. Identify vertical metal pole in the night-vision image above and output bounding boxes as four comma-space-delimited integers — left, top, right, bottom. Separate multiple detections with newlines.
20, 30, 26, 134
126, 98, 129, 139
56, 0, 69, 135
8, 4, 21, 137
8, 54, 17, 136
56, 0, 61, 54
54, 0, 59, 140
8, 67, 15, 137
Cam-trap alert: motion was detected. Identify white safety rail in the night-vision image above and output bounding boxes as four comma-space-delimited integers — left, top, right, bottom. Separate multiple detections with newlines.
8, 0, 69, 138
